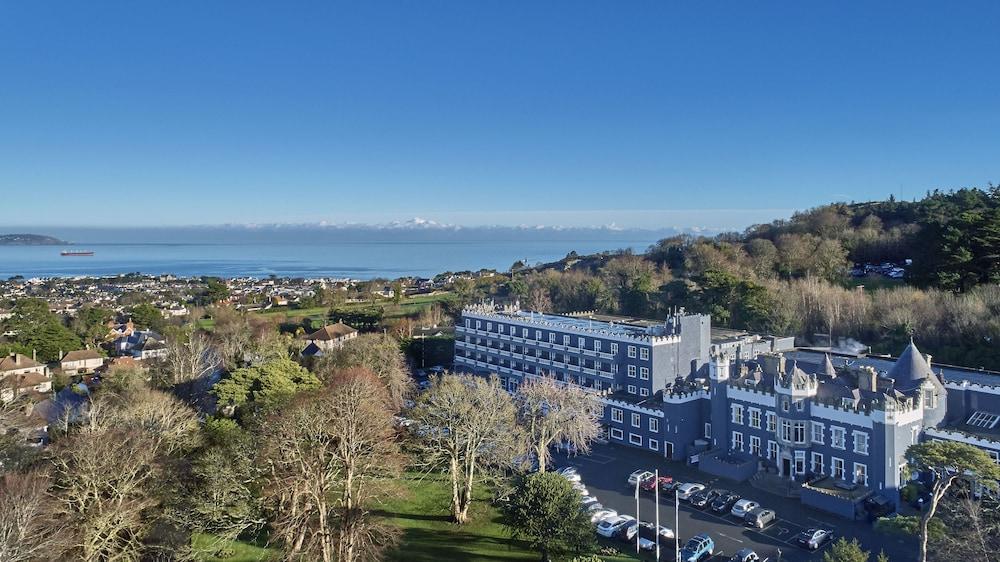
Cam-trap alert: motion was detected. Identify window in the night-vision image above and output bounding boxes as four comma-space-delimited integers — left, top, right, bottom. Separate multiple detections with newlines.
649, 418, 659, 432
610, 343, 618, 354
924, 388, 936, 409
853, 431, 869, 455
522, 328, 528, 338
781, 398, 790, 412
594, 340, 601, 352
649, 439, 659, 451
628, 365, 637, 377
476, 320, 481, 329
831, 427, 846, 449
780, 420, 793, 442
811, 422, 825, 444
499, 324, 505, 333
465, 319, 471, 328
795, 400, 805, 412
639, 387, 650, 397
704, 423, 712, 439
989, 451, 1000, 465
794, 450, 806, 474
749, 408, 761, 429
628, 345, 636, 358
563, 335, 570, 346
766, 412, 776, 432
535, 330, 541, 340
578, 337, 585, 349
732, 404, 744, 425
548, 332, 554, 343
629, 433, 643, 446
631, 413, 641, 428
486, 322, 492, 331
749, 435, 761, 456
610, 428, 624, 440
767, 440, 779, 461
794, 422, 806, 444
639, 367, 649, 380
811, 452, 824, 474
967, 411, 1000, 429
611, 408, 623, 423
627, 384, 637, 395
853, 463, 868, 486
731, 431, 744, 452
611, 364, 618, 374
640, 348, 649, 360
832, 457, 845, 479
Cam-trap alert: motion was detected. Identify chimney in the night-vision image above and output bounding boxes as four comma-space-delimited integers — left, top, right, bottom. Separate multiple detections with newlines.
12, 352, 18, 365
924, 353, 932, 366
858, 366, 878, 392
32, 349, 36, 362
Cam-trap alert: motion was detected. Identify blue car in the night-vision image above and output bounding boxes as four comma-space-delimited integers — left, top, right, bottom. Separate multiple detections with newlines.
679, 533, 715, 562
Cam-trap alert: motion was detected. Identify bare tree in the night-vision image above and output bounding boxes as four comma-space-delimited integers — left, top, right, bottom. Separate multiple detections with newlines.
0, 472, 63, 562
320, 333, 412, 410
515, 377, 602, 473
160, 330, 222, 387
261, 368, 401, 562
412, 373, 520, 523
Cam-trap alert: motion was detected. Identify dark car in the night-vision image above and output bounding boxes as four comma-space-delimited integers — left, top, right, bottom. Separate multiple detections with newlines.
796, 528, 834, 550
641, 475, 674, 493
690, 488, 724, 509
710, 491, 742, 514
864, 495, 895, 521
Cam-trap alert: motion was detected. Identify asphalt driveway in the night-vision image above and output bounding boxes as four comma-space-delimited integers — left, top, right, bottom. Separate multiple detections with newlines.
554, 442, 917, 562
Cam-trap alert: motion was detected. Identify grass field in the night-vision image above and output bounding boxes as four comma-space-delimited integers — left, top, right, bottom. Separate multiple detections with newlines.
193, 471, 642, 562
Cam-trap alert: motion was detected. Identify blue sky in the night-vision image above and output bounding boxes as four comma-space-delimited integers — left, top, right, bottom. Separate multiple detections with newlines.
1, 2, 998, 229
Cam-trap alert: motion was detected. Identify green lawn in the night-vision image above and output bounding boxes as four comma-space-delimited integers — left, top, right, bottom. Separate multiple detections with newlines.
191, 533, 277, 562
193, 471, 642, 562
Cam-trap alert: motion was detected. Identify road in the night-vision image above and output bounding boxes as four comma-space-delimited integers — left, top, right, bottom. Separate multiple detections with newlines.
554, 442, 917, 562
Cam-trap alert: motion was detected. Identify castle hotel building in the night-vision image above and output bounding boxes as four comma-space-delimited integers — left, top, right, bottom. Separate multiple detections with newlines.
455, 303, 1000, 517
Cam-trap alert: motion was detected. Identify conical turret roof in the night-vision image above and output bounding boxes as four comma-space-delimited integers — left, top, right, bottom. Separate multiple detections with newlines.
887, 340, 935, 392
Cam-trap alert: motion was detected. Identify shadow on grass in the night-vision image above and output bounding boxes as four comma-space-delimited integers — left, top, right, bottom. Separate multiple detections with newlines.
372, 509, 454, 522
386, 527, 536, 562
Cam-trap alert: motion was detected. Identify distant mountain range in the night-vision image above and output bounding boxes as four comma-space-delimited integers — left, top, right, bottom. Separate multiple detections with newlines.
0, 233, 68, 245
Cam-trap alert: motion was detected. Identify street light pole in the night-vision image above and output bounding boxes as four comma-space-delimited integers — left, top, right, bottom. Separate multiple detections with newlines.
635, 478, 640, 555
675, 491, 680, 562
655, 469, 660, 561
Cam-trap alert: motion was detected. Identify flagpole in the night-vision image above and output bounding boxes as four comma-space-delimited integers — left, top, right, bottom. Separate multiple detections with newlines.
635, 477, 640, 555
655, 469, 661, 561
675, 491, 680, 562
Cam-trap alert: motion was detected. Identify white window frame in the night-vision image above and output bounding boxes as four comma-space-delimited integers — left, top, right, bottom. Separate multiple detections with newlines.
611, 408, 623, 423
853, 462, 868, 485
563, 335, 570, 346
548, 332, 554, 343
522, 328, 528, 338
610, 342, 618, 354
535, 330, 541, 340
610, 427, 624, 440
628, 365, 637, 378
766, 411, 776, 432
629, 433, 643, 446
831, 426, 846, 450
794, 421, 806, 444
780, 420, 793, 442
486, 322, 492, 331
811, 421, 825, 444
767, 440, 778, 462
639, 387, 650, 397
749, 408, 761, 429
649, 418, 659, 433
611, 364, 619, 374
627, 384, 637, 395
731, 431, 744, 452
640, 348, 649, 360
639, 367, 649, 380
648, 438, 659, 451
631, 413, 641, 428
749, 435, 761, 456
731, 404, 744, 425
476, 320, 481, 329
853, 431, 869, 455
832, 456, 845, 479
811, 452, 824, 474
794, 450, 806, 475
628, 345, 636, 358
704, 423, 712, 439
578, 337, 585, 349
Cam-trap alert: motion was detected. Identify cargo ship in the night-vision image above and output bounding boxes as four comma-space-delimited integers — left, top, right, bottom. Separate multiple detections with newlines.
60, 250, 95, 257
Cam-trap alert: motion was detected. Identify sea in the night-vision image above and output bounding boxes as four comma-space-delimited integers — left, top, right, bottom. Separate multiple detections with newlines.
0, 227, 664, 280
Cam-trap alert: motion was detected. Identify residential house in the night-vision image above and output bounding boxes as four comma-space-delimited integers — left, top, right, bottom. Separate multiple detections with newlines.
60, 349, 105, 376
301, 322, 358, 357
0, 353, 52, 403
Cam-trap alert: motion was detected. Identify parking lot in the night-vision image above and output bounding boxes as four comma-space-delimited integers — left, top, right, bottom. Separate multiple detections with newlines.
555, 442, 916, 562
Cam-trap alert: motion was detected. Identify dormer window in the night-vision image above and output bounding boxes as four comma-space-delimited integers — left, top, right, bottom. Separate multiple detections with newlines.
923, 388, 936, 409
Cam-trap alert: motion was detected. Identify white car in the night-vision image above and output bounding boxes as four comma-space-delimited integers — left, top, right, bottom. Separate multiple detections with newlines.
730, 499, 759, 518
596, 515, 635, 538
580, 496, 600, 508
627, 469, 655, 486
675, 482, 706, 501
590, 509, 618, 523
584, 502, 604, 513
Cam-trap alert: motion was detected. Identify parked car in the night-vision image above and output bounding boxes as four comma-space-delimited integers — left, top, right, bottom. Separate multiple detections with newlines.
583, 502, 604, 513
729, 548, 769, 562
580, 496, 600, 508
689, 488, 723, 509
796, 528, 834, 550
864, 495, 895, 521
627, 469, 655, 486
675, 482, 707, 501
637, 521, 675, 541
744, 507, 776, 529
710, 491, 742, 513
596, 515, 635, 538
590, 509, 618, 524
731, 499, 760, 518
620, 522, 656, 551
679, 533, 715, 562
641, 475, 673, 492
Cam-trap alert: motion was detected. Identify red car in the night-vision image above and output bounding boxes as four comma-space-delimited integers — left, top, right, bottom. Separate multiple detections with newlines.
641, 475, 674, 492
